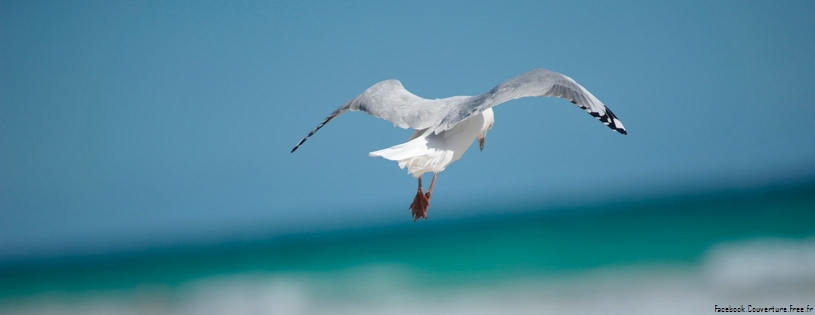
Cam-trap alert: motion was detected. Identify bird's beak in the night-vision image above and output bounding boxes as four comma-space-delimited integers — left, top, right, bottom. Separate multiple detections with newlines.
479, 137, 485, 152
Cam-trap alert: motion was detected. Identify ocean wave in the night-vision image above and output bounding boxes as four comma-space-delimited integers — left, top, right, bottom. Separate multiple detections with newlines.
3, 238, 814, 315
704, 237, 815, 288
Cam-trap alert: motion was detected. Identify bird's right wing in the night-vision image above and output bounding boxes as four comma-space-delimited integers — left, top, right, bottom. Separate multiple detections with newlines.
434, 69, 627, 135
291, 80, 446, 153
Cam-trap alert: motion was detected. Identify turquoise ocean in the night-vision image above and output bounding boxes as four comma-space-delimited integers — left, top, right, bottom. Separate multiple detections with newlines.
2, 182, 814, 315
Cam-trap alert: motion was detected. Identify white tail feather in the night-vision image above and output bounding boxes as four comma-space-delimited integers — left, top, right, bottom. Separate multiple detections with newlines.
369, 136, 451, 177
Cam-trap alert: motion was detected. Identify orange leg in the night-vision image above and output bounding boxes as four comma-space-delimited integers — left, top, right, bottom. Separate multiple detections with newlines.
425, 173, 438, 200
409, 176, 430, 222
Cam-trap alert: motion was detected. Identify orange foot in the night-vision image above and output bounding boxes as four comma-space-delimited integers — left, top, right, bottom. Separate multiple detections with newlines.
410, 188, 429, 222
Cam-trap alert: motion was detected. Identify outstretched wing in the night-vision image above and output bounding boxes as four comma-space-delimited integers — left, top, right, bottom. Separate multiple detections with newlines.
292, 69, 627, 153
434, 69, 627, 135
290, 80, 449, 153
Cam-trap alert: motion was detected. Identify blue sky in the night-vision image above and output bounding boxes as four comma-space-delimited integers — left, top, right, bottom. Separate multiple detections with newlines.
1, 0, 814, 260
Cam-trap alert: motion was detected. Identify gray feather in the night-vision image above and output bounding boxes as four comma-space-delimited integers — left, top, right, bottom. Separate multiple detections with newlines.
435, 69, 626, 135
291, 68, 626, 153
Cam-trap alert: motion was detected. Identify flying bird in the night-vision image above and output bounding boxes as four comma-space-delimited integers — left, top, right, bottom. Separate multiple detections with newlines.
291, 68, 626, 221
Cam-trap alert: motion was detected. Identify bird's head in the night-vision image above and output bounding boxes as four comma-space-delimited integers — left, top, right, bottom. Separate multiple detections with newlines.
478, 108, 495, 152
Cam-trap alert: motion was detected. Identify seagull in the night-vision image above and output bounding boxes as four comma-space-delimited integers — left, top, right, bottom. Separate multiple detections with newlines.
291, 68, 626, 221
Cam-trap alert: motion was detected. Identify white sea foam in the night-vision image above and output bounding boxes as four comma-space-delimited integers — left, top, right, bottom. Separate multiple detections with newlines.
704, 237, 815, 289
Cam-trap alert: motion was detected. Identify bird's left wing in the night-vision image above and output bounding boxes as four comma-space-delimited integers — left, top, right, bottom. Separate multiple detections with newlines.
434, 68, 627, 135
291, 80, 448, 153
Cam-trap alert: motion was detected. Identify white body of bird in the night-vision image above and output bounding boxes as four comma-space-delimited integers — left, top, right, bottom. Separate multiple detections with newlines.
369, 108, 494, 177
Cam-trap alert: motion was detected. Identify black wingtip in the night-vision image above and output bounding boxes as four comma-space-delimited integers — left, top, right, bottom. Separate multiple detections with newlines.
599, 107, 626, 136
289, 110, 343, 154
291, 139, 306, 153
